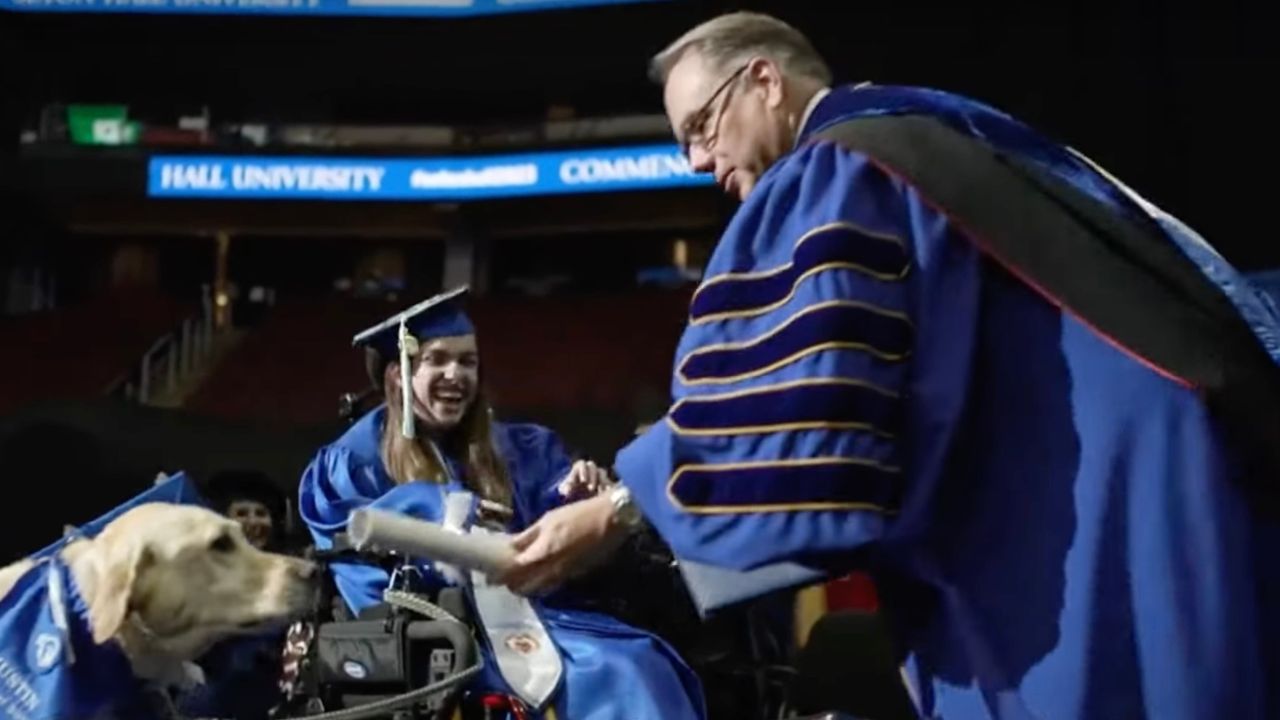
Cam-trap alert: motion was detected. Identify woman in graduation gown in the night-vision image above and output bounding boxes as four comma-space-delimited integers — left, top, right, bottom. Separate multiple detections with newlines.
298, 288, 705, 720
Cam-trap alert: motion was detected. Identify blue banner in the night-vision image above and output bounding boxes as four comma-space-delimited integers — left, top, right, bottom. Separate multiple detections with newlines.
0, 0, 659, 16
147, 144, 712, 201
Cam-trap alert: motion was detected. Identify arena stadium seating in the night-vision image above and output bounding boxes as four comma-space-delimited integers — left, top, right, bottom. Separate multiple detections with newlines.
0, 290, 193, 416
185, 288, 693, 432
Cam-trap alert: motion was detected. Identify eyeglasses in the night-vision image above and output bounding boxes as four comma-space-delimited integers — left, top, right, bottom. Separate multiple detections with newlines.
677, 63, 750, 159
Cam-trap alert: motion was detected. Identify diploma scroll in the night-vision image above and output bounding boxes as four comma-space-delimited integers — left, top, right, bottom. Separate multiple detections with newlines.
348, 507, 516, 576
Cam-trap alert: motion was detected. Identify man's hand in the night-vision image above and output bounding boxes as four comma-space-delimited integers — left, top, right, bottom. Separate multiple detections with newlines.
556, 459, 612, 501
500, 493, 625, 596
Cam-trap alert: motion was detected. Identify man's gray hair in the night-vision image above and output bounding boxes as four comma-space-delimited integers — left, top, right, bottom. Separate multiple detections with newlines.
649, 11, 832, 87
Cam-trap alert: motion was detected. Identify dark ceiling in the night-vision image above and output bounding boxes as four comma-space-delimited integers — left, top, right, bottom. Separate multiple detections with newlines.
0, 1, 1270, 126
1, 1, 1278, 265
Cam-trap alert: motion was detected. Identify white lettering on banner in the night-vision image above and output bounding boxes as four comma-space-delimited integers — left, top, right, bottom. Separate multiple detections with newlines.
559, 153, 695, 185
0, 655, 39, 715
409, 164, 538, 190
231, 164, 386, 193
10, 0, 101, 7
176, 0, 271, 7
157, 162, 386, 194
159, 163, 228, 191
225, 0, 295, 8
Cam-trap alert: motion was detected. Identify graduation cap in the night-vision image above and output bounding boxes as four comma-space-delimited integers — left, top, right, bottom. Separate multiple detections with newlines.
353, 285, 476, 440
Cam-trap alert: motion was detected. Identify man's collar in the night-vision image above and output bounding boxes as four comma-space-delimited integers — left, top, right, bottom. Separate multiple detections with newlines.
794, 87, 833, 148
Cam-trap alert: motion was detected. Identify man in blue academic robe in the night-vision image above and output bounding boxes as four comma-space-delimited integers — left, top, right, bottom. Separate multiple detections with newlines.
501, 11, 1280, 720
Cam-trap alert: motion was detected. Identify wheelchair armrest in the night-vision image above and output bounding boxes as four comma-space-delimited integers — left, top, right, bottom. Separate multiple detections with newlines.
404, 619, 476, 670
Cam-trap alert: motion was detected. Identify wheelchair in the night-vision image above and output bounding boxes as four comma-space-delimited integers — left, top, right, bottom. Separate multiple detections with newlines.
269, 536, 495, 720
264, 525, 917, 720
315, 396, 890, 719
264, 526, 786, 720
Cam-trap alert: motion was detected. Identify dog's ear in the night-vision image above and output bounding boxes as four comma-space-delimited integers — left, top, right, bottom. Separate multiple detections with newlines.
88, 539, 152, 645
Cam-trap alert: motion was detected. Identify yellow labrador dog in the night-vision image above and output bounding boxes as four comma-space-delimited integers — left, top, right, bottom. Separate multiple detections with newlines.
0, 502, 315, 706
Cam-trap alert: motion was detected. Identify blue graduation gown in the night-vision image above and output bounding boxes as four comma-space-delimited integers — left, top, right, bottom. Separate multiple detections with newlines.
3, 474, 302, 720
615, 84, 1279, 719
0, 558, 147, 720
299, 408, 705, 720
1, 475, 207, 720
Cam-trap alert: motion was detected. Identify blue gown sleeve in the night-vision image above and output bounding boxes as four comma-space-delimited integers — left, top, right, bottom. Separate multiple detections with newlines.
498, 423, 576, 522
299, 446, 454, 613
614, 141, 913, 572
298, 446, 380, 547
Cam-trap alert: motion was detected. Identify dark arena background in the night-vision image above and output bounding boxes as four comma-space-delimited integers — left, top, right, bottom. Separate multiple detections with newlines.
0, 2, 1275, 718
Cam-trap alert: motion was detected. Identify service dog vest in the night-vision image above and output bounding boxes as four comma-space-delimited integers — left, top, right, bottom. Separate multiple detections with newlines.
0, 556, 149, 720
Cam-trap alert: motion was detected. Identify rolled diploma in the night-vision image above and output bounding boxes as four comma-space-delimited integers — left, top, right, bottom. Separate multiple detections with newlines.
348, 507, 516, 576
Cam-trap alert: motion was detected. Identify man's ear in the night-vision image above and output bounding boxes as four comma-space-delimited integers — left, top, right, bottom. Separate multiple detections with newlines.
747, 56, 785, 107
88, 541, 151, 645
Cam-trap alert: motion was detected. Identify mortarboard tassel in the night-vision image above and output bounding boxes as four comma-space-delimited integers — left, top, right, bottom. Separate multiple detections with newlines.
398, 318, 417, 439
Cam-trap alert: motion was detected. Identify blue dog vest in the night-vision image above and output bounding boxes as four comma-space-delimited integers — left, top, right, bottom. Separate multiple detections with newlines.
0, 555, 149, 720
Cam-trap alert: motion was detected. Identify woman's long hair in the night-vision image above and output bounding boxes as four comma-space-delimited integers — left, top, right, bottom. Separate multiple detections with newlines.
371, 348, 512, 507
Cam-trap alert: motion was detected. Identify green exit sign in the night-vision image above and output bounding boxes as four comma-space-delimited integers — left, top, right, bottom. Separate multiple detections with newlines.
67, 105, 141, 146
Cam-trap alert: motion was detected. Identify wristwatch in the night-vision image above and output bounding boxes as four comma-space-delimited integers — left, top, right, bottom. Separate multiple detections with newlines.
608, 484, 643, 531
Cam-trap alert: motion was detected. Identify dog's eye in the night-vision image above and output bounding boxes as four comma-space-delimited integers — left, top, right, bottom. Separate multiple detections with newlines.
209, 534, 236, 554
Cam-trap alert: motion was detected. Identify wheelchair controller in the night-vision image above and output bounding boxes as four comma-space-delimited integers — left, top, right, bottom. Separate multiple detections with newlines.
271, 531, 483, 720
